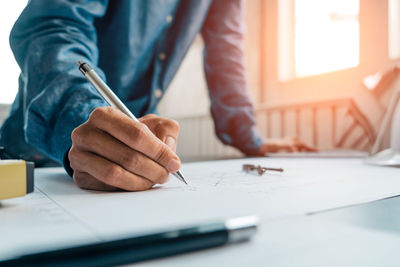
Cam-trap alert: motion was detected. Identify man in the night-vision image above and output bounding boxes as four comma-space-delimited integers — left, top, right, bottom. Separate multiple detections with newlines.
0, 0, 314, 191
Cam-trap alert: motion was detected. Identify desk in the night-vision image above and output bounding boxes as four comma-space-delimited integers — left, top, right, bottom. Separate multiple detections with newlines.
136, 196, 400, 267
1, 157, 400, 266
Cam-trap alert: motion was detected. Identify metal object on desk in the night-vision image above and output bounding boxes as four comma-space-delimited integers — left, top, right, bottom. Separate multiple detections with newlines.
242, 164, 284, 175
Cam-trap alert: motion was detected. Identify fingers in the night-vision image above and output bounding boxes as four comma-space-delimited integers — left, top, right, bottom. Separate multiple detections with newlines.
259, 136, 318, 154
88, 107, 180, 173
68, 107, 179, 191
72, 127, 170, 185
139, 114, 180, 151
73, 171, 117, 191
69, 147, 154, 191
298, 143, 318, 152
291, 137, 318, 152
282, 144, 296, 152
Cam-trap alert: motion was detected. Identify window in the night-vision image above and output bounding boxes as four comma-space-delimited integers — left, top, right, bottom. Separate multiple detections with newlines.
258, 0, 397, 151
0, 2, 26, 103
278, 0, 360, 81
261, 0, 393, 106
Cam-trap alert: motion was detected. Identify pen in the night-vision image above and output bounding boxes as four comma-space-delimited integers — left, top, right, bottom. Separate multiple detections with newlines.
77, 61, 187, 185
1, 216, 258, 266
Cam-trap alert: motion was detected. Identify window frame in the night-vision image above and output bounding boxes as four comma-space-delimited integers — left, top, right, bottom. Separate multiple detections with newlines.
259, 0, 398, 106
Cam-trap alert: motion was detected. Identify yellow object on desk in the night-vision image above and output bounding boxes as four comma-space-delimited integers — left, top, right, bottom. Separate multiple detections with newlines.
0, 160, 34, 201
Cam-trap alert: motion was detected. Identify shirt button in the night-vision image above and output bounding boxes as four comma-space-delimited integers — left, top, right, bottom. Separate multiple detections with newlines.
159, 53, 166, 61
154, 89, 163, 98
166, 15, 173, 23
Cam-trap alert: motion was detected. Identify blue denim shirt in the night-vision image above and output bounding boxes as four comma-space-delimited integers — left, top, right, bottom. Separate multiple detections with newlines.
0, 0, 263, 167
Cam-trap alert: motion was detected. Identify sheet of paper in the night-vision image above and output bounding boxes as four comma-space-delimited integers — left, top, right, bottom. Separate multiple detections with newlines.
0, 188, 97, 259
1, 157, 400, 259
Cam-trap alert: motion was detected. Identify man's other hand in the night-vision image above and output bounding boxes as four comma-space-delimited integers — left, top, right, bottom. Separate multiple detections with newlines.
258, 137, 318, 155
68, 107, 180, 191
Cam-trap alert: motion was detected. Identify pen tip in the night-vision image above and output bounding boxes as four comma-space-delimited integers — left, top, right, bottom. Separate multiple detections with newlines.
174, 170, 188, 185
77, 61, 83, 67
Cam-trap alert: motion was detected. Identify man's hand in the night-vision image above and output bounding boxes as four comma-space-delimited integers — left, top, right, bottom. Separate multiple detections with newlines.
257, 137, 317, 155
68, 107, 180, 191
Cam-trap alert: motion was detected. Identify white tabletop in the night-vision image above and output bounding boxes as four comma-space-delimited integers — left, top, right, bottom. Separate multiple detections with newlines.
1, 157, 399, 266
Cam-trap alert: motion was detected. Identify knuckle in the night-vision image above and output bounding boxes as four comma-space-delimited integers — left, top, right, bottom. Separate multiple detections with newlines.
156, 118, 180, 133
89, 106, 112, 122
164, 119, 179, 129
89, 107, 103, 121
71, 126, 88, 145
168, 119, 180, 131
71, 125, 92, 145
130, 154, 142, 171
68, 147, 79, 167
131, 123, 148, 142
118, 152, 132, 167
154, 145, 170, 163
71, 127, 81, 143
121, 151, 141, 171
138, 122, 149, 133
104, 165, 122, 184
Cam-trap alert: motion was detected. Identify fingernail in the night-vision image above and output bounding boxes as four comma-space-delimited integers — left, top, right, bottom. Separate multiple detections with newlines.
165, 136, 175, 148
167, 159, 180, 172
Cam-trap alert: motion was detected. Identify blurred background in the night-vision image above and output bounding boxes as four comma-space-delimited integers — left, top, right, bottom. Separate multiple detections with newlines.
1, 0, 400, 162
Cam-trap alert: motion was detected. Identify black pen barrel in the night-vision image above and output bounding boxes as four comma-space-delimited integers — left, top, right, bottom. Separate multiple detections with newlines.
1, 224, 229, 267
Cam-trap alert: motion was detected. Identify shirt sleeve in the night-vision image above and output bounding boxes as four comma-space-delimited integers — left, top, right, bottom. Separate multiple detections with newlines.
10, 0, 109, 165
201, 0, 264, 155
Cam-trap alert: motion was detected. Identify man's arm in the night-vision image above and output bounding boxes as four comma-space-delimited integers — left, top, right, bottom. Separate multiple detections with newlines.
10, 0, 109, 163
11, 0, 181, 191
201, 0, 316, 155
201, 0, 263, 155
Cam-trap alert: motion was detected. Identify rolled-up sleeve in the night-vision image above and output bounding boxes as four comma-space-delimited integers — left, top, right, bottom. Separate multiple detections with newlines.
10, 0, 109, 164
201, 0, 263, 155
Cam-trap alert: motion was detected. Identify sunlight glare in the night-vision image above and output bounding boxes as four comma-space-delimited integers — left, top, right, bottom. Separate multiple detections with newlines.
295, 0, 360, 77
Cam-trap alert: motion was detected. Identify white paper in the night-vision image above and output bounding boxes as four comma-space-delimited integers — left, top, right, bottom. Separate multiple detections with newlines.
1, 157, 400, 259
0, 189, 97, 259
